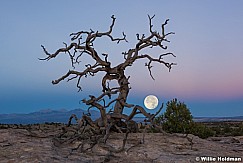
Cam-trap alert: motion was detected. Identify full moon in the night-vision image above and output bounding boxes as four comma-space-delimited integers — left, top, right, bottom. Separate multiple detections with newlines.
144, 95, 159, 110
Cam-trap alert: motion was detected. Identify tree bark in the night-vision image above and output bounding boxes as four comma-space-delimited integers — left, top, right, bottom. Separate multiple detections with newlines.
113, 71, 130, 114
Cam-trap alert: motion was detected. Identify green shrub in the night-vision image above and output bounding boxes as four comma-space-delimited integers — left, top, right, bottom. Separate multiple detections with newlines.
156, 98, 193, 134
223, 124, 232, 134
230, 123, 243, 136
211, 126, 222, 135
190, 122, 214, 139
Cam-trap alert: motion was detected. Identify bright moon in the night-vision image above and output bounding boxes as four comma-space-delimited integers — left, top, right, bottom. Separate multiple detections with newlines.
144, 95, 159, 110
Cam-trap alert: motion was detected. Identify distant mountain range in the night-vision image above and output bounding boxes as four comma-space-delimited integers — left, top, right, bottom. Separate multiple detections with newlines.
0, 109, 243, 124
193, 116, 243, 122
0, 109, 100, 124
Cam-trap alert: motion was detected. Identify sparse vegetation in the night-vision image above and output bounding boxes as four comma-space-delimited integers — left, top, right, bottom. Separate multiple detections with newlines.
189, 122, 214, 139
203, 121, 243, 137
155, 98, 243, 138
155, 98, 214, 139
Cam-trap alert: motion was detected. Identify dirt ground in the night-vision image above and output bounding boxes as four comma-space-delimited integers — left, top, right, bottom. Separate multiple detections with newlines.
0, 124, 242, 163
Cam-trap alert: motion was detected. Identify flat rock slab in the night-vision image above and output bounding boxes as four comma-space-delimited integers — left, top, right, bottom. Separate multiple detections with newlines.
0, 125, 242, 162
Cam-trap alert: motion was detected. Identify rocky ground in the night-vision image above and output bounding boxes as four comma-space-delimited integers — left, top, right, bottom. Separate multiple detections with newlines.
0, 124, 242, 163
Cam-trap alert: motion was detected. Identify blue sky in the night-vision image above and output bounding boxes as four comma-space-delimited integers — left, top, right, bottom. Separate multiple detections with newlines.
0, 1, 243, 117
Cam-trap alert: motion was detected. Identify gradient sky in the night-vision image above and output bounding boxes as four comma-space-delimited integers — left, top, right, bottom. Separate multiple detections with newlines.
0, 1, 243, 117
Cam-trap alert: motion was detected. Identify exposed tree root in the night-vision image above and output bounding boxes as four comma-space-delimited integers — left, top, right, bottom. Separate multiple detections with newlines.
52, 107, 163, 156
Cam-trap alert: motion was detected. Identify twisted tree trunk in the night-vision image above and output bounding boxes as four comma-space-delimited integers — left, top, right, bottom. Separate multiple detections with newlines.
113, 72, 130, 114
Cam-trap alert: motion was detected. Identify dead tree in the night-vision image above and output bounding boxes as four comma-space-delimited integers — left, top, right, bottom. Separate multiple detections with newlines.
40, 15, 175, 153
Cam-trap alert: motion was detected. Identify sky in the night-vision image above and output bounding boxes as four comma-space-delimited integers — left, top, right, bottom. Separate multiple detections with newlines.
0, 1, 243, 117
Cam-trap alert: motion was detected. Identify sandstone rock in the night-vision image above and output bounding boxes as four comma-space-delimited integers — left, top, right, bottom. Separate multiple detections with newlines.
0, 124, 242, 162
